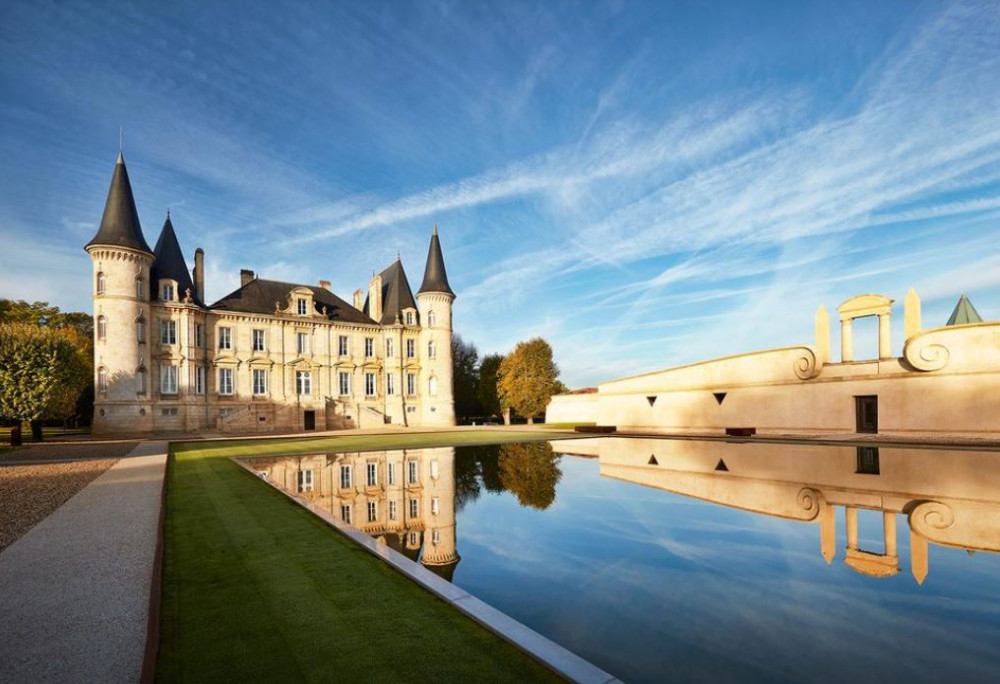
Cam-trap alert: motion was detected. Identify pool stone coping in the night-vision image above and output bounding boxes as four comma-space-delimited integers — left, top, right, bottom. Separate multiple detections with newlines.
231, 456, 621, 684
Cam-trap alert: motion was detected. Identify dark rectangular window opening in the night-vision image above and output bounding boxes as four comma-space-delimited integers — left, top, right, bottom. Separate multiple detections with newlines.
855, 395, 878, 433
856, 447, 880, 475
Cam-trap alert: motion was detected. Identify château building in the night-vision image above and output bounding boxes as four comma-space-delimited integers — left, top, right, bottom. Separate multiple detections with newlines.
85, 152, 456, 434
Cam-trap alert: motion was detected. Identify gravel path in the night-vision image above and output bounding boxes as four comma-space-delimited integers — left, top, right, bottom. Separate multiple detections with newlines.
0, 441, 137, 464
0, 459, 119, 551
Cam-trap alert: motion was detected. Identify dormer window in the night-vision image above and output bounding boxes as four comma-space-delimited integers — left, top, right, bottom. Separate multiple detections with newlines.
96, 272, 106, 295
406, 311, 414, 326
297, 298, 308, 315
161, 283, 175, 301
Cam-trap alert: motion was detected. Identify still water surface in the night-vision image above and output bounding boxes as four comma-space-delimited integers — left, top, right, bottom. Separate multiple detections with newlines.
245, 437, 1000, 683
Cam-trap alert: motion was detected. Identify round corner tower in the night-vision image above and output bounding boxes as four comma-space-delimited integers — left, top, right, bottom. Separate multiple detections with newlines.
84, 152, 155, 433
416, 226, 456, 426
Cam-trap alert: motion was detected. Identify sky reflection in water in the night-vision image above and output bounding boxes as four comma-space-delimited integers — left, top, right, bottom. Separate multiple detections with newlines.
249, 438, 1000, 683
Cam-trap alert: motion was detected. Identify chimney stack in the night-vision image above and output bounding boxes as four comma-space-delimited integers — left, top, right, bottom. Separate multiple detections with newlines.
240, 269, 255, 287
319, 279, 331, 291
193, 248, 205, 302
353, 288, 364, 311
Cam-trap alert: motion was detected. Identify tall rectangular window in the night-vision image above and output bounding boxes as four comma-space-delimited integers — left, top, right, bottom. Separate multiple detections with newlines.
406, 339, 415, 358
252, 329, 265, 352
428, 341, 437, 359
365, 372, 376, 397
252, 369, 267, 395
194, 366, 205, 395
338, 371, 351, 396
137, 369, 147, 394
366, 462, 377, 487
386, 373, 395, 396
135, 278, 144, 299
160, 365, 178, 394
296, 371, 312, 396
297, 332, 308, 355
162, 283, 175, 301
364, 337, 374, 357
406, 373, 416, 397
408, 460, 418, 484
160, 320, 176, 345
97, 316, 107, 341
389, 500, 398, 520
340, 465, 352, 489
218, 368, 233, 395
194, 323, 203, 347
297, 298, 308, 315
431, 497, 440, 516
218, 327, 232, 350
297, 470, 313, 493
137, 317, 145, 344
409, 498, 418, 518
96, 272, 106, 295
388, 462, 396, 485
340, 505, 351, 524
367, 501, 377, 522
338, 335, 349, 356
386, 338, 394, 357
406, 311, 414, 325
432, 529, 440, 545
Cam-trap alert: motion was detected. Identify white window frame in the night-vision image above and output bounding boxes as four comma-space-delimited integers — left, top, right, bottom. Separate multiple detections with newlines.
432, 529, 440, 545
297, 470, 314, 493
98, 367, 108, 392
388, 462, 396, 485
252, 369, 268, 396
338, 335, 349, 356
338, 371, 351, 397
136, 317, 145, 344
408, 460, 418, 484
162, 283, 175, 301
386, 338, 394, 357
96, 272, 106, 295
297, 332, 309, 355
406, 339, 415, 358
367, 501, 377, 522
252, 329, 266, 352
428, 340, 436, 359
406, 311, 414, 325
135, 277, 144, 299
160, 320, 176, 345
431, 497, 440, 516
386, 373, 395, 396
364, 337, 374, 357
137, 367, 147, 394
194, 323, 204, 348
160, 365, 178, 395
297, 298, 308, 315
218, 327, 232, 351
428, 311, 436, 327
365, 372, 376, 397
429, 376, 438, 397
406, 373, 416, 397
194, 366, 205, 395
97, 315, 107, 341
218, 368, 234, 395
409, 499, 418, 518
341, 505, 351, 524
296, 371, 312, 396
340, 465, 352, 489
389, 500, 398, 520
366, 462, 377, 487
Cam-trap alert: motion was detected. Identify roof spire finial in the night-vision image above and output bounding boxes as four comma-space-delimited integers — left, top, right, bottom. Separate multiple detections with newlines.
432, 223, 438, 236
166, 206, 170, 219
117, 125, 125, 164
397, 250, 401, 261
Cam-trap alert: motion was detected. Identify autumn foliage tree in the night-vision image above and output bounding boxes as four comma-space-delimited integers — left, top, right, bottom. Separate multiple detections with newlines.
477, 353, 504, 420
0, 323, 90, 441
497, 441, 562, 510
497, 337, 562, 424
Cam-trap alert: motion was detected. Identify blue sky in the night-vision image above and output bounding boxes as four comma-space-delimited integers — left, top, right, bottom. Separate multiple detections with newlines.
1, 0, 998, 387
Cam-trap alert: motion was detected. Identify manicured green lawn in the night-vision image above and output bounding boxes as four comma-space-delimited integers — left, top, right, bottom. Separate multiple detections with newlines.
159, 430, 574, 683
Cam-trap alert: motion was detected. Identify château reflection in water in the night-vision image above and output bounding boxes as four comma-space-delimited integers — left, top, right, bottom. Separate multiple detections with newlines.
245, 438, 1000, 683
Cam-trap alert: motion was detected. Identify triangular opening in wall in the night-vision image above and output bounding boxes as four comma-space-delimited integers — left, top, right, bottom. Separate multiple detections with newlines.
714, 392, 727, 405
646, 396, 657, 407
648, 455, 659, 465
715, 459, 729, 472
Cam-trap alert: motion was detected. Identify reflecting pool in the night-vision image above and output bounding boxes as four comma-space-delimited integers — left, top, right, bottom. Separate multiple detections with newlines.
243, 437, 1000, 683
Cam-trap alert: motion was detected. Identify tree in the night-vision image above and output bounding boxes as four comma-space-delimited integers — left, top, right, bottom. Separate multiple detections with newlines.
497, 338, 562, 424
0, 323, 90, 440
477, 353, 504, 419
497, 441, 562, 510
452, 334, 480, 421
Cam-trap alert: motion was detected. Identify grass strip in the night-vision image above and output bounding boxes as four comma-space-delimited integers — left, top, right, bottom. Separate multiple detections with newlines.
159, 430, 570, 682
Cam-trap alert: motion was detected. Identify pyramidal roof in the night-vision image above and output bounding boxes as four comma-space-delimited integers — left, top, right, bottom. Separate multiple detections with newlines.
365, 259, 418, 325
151, 212, 201, 306
946, 294, 983, 326
85, 152, 152, 254
417, 226, 454, 296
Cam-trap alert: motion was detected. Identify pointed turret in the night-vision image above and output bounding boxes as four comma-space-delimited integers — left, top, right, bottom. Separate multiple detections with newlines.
85, 152, 152, 254
363, 259, 418, 325
946, 294, 983, 326
417, 225, 455, 296
151, 211, 201, 305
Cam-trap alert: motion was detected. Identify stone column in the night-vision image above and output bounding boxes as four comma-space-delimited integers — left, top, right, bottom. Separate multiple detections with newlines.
883, 511, 897, 556
878, 313, 892, 359
910, 529, 928, 585
820, 505, 836, 564
841, 319, 854, 362
845, 506, 858, 549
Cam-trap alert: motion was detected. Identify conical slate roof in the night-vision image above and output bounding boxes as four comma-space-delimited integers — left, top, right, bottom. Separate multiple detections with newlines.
417, 226, 454, 296
151, 212, 201, 305
364, 259, 419, 325
85, 152, 152, 254
946, 294, 983, 326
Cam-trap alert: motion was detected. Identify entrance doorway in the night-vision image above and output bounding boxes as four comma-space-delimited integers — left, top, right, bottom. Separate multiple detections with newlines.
304, 410, 316, 431
855, 396, 878, 433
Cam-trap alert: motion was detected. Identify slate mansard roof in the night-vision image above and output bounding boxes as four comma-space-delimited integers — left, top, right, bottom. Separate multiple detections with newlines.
364, 259, 419, 325
151, 213, 202, 306
211, 278, 377, 325
85, 152, 153, 254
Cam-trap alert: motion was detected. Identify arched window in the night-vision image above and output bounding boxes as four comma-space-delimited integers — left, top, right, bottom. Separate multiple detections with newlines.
136, 366, 147, 394
136, 316, 146, 344
96, 272, 106, 295
428, 340, 437, 359
98, 367, 108, 392
97, 315, 107, 341
428, 376, 438, 397
135, 277, 144, 299
428, 311, 436, 327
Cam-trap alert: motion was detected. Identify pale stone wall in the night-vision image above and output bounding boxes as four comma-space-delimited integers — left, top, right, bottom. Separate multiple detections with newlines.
546, 293, 999, 436
417, 291, 456, 427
